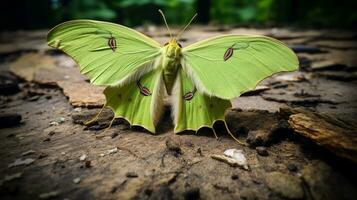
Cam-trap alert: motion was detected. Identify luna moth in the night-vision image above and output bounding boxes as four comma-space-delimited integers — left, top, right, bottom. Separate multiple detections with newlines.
47, 11, 298, 143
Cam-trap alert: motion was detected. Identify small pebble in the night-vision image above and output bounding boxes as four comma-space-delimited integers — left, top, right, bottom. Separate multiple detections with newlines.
58, 117, 66, 123
223, 149, 249, 170
108, 147, 118, 154
73, 177, 81, 184
43, 137, 51, 142
256, 146, 269, 156
79, 154, 87, 161
49, 121, 59, 126
73, 107, 82, 112
61, 152, 66, 155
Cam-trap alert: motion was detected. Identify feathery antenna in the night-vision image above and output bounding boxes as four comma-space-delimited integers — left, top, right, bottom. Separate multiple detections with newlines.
158, 9, 173, 39
176, 13, 198, 39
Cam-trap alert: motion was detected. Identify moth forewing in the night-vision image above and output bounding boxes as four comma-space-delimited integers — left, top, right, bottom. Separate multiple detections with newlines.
180, 35, 299, 100
46, 20, 162, 86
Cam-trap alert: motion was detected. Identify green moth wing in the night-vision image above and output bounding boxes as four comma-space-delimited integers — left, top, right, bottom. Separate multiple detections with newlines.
47, 20, 161, 85
172, 69, 231, 133
104, 68, 165, 133
182, 35, 299, 99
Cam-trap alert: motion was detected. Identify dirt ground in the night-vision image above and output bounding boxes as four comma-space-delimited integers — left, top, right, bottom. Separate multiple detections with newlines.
0, 26, 357, 200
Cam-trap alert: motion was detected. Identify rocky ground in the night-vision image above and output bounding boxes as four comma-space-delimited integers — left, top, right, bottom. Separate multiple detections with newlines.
0, 26, 356, 200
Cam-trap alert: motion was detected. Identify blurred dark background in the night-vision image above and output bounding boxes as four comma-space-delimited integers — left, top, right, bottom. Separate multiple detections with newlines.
1, 0, 357, 30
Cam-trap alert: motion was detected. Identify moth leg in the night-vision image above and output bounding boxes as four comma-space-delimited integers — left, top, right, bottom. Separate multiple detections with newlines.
103, 116, 116, 132
224, 121, 247, 146
212, 128, 219, 140
84, 104, 105, 125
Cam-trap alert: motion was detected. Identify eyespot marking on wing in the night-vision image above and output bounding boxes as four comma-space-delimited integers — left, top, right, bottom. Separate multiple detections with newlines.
223, 42, 250, 61
224, 47, 234, 61
94, 29, 117, 51
183, 88, 197, 101
108, 36, 117, 51
137, 80, 152, 96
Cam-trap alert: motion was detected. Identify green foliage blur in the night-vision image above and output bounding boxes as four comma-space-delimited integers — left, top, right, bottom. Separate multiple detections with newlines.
1, 0, 356, 30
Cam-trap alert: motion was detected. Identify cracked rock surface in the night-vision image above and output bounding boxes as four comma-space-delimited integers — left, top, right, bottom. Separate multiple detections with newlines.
1, 27, 356, 200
